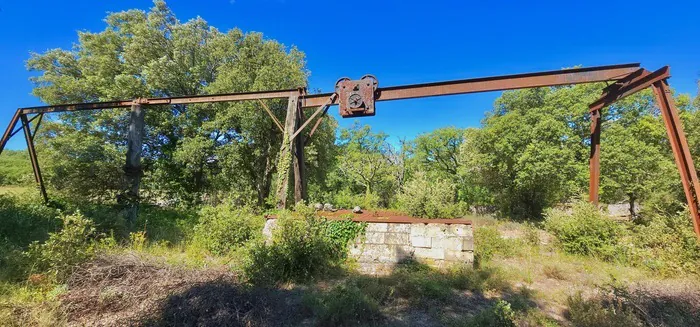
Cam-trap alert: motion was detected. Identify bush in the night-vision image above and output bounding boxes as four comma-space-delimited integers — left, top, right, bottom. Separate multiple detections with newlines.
627, 210, 700, 275
307, 283, 383, 326
243, 204, 344, 284
27, 211, 103, 281
474, 226, 514, 265
0, 193, 60, 248
192, 205, 263, 255
397, 171, 465, 218
331, 189, 380, 210
544, 201, 623, 260
466, 300, 517, 327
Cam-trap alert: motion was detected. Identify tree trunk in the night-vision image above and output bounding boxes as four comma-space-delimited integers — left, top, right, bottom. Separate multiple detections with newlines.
275, 95, 299, 209
123, 104, 144, 226
628, 194, 637, 219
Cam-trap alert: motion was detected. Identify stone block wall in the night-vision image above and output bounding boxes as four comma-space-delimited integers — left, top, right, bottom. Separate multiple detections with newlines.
262, 219, 474, 275
349, 222, 474, 275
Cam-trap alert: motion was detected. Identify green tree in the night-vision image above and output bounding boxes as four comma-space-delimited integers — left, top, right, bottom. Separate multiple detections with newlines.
26, 1, 335, 206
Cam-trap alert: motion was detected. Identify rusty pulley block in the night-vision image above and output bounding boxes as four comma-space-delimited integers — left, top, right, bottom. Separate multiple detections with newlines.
335, 74, 378, 117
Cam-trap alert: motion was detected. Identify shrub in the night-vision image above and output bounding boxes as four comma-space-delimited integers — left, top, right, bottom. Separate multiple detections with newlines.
544, 201, 623, 260
307, 283, 383, 326
26, 211, 102, 281
243, 204, 343, 284
397, 171, 465, 218
627, 210, 700, 275
0, 193, 60, 248
192, 205, 263, 255
566, 292, 643, 327
474, 226, 514, 265
331, 189, 381, 210
467, 300, 517, 327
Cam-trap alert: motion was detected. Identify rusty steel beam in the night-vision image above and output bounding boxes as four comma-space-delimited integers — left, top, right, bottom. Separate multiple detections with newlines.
20, 89, 301, 115
16, 64, 640, 115
0, 110, 21, 156
652, 80, 700, 238
301, 63, 641, 108
589, 66, 670, 112
20, 114, 48, 203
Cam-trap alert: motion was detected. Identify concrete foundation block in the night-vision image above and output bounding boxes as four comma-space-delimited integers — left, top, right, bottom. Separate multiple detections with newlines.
445, 250, 474, 263
410, 224, 427, 236
384, 232, 410, 245
410, 235, 432, 248
434, 237, 463, 251
365, 223, 389, 233
449, 224, 472, 237
426, 223, 447, 237
364, 232, 386, 244
462, 237, 474, 251
388, 224, 411, 233
414, 247, 445, 260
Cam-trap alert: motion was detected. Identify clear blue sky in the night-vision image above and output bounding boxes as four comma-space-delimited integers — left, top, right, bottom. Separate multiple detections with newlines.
1, 0, 699, 150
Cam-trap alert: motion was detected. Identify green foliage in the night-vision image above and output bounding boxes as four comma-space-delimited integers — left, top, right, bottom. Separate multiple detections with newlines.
0, 193, 60, 248
322, 218, 367, 256
0, 151, 33, 186
243, 204, 342, 284
474, 226, 515, 265
397, 171, 464, 218
192, 204, 263, 255
626, 210, 700, 275
544, 201, 623, 260
306, 283, 382, 327
566, 292, 643, 327
27, 211, 103, 281
466, 300, 517, 327
330, 189, 380, 210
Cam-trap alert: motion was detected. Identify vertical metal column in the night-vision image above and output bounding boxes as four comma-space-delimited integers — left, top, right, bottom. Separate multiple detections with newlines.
652, 80, 700, 238
589, 109, 602, 206
123, 103, 144, 225
0, 110, 21, 156
20, 114, 48, 203
293, 101, 306, 204
275, 94, 299, 209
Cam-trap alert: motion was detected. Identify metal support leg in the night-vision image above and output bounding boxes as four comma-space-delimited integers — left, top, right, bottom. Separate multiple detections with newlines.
652, 80, 700, 238
20, 114, 48, 203
589, 109, 601, 206
0, 110, 21, 156
293, 103, 306, 203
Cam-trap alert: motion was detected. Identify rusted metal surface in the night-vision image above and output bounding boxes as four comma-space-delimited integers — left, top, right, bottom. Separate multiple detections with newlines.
257, 99, 284, 133
589, 109, 601, 205
0, 110, 20, 154
265, 209, 473, 225
14, 64, 639, 116
589, 66, 670, 111
336, 75, 378, 117
290, 93, 337, 142
20, 114, 48, 203
302, 63, 640, 108
652, 80, 700, 238
20, 89, 301, 115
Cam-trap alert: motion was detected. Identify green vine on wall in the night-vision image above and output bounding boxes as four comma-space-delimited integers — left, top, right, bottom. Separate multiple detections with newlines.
322, 218, 367, 256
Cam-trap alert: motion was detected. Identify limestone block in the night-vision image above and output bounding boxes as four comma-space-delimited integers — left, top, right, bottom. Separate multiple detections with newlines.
262, 219, 277, 242
462, 237, 474, 251
358, 244, 402, 263
426, 223, 447, 237
384, 232, 410, 245
445, 250, 474, 263
348, 244, 364, 257
449, 224, 473, 237
410, 234, 432, 248
388, 223, 411, 233
414, 247, 445, 260
366, 223, 389, 233
434, 237, 463, 251
410, 224, 427, 236
364, 232, 385, 244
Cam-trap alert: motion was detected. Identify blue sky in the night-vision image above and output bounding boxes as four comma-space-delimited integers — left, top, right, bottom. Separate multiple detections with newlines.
1, 0, 699, 150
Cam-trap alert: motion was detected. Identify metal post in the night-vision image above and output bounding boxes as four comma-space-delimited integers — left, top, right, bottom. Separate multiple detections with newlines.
20, 114, 48, 203
652, 80, 700, 238
0, 110, 21, 156
589, 109, 601, 206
